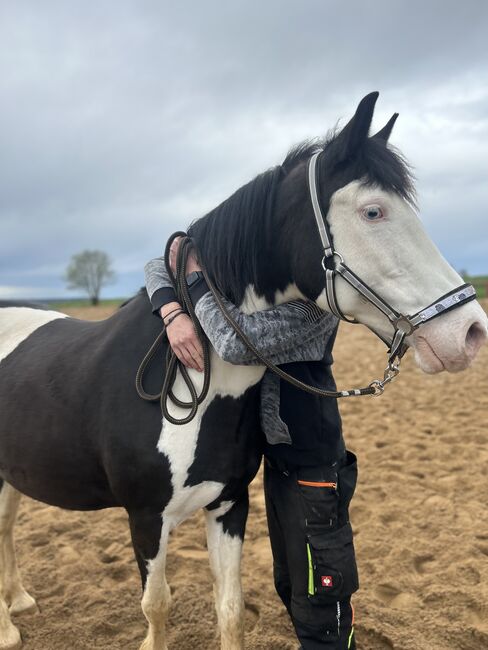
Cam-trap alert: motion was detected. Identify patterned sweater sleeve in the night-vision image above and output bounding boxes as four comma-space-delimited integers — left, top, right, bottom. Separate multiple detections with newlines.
144, 256, 177, 314
195, 293, 338, 366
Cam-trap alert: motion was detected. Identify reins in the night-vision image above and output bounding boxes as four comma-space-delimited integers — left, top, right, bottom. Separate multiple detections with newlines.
135, 233, 212, 425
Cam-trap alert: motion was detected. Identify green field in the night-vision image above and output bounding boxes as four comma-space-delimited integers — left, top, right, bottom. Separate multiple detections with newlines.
464, 275, 488, 299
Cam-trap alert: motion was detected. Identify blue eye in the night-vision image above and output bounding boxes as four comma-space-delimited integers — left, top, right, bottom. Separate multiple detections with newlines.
362, 205, 383, 220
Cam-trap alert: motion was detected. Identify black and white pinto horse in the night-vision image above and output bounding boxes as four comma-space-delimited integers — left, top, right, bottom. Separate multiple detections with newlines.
0, 93, 486, 650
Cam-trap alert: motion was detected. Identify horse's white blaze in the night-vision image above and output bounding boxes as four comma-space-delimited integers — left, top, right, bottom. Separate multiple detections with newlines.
158, 349, 264, 523
0, 308, 67, 365
325, 181, 487, 372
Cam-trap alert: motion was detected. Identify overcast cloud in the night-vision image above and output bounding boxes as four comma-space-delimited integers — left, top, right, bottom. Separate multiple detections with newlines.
1, 0, 487, 299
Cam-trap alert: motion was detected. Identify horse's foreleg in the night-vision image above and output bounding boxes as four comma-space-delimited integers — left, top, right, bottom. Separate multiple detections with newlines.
0, 481, 35, 650
129, 511, 171, 650
0, 483, 36, 617
205, 492, 249, 650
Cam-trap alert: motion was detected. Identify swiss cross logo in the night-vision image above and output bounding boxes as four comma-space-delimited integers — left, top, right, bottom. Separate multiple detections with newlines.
321, 575, 333, 588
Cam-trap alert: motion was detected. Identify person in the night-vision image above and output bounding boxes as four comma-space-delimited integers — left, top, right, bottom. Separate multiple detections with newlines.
144, 242, 358, 650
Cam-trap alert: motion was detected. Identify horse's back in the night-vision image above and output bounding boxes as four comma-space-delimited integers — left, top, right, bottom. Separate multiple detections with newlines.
0, 304, 67, 365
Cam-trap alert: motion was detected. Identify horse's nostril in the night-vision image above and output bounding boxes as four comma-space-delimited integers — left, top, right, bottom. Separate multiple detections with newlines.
465, 321, 488, 358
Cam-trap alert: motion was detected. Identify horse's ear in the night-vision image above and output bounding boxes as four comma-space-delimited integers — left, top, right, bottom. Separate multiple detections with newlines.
334, 92, 379, 162
372, 113, 399, 142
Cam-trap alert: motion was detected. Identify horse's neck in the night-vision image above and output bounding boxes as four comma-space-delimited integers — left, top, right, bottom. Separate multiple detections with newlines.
238, 282, 305, 314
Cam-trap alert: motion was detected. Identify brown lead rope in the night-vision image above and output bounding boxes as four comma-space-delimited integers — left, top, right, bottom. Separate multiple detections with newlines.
198, 260, 381, 399
136, 234, 392, 426
135, 233, 212, 425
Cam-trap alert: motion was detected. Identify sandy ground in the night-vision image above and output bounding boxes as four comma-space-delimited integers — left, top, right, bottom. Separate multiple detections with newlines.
7, 302, 488, 649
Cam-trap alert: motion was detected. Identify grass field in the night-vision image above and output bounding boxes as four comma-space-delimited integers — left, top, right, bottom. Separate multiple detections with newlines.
465, 275, 488, 299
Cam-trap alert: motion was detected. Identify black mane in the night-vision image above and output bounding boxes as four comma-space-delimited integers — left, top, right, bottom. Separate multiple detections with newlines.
188, 165, 283, 304
284, 130, 416, 205
187, 128, 415, 304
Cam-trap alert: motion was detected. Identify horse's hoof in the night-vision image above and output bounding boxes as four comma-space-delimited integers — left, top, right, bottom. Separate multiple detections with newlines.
139, 638, 168, 650
0, 624, 22, 650
9, 592, 38, 617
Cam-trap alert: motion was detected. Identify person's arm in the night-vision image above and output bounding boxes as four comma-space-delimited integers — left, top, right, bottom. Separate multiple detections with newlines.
194, 292, 338, 366
144, 255, 204, 371
144, 256, 178, 315
145, 244, 338, 368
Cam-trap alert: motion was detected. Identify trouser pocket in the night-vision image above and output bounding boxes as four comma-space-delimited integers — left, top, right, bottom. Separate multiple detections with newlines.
306, 522, 359, 605
297, 465, 339, 529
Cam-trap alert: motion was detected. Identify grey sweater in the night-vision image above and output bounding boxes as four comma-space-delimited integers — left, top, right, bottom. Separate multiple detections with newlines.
144, 257, 339, 447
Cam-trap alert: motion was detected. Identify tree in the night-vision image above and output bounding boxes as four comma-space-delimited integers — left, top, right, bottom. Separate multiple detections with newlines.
66, 250, 115, 305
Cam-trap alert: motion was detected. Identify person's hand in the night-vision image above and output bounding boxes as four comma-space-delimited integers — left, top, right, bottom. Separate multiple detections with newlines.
169, 237, 201, 275
160, 306, 204, 371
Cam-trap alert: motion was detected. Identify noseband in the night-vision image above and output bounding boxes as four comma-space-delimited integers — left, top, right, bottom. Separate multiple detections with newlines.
308, 151, 476, 392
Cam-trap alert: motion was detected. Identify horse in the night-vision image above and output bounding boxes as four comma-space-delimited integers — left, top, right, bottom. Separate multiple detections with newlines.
0, 92, 486, 650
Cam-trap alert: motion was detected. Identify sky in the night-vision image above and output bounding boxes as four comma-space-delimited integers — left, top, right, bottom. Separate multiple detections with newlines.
1, 0, 487, 300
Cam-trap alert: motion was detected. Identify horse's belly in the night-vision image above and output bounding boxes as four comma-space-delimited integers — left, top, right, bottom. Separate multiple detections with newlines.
0, 435, 116, 511
0, 386, 116, 510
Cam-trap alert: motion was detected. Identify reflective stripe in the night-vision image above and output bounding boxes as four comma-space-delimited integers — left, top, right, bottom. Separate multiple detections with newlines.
337, 263, 399, 321
308, 151, 333, 257
348, 626, 355, 649
306, 543, 314, 596
326, 268, 342, 318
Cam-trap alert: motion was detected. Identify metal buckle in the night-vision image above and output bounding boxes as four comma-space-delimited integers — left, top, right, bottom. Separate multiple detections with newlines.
369, 359, 401, 397
321, 250, 344, 271
392, 317, 415, 336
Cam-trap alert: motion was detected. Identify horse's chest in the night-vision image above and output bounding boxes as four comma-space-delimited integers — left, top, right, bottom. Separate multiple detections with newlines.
158, 359, 264, 520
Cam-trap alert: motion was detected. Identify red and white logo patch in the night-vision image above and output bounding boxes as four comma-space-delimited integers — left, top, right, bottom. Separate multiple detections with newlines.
321, 575, 333, 588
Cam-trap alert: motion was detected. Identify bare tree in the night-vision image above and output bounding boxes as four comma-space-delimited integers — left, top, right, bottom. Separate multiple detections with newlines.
66, 250, 115, 305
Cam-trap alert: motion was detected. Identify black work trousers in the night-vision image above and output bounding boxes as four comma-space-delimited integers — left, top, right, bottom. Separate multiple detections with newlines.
264, 452, 358, 649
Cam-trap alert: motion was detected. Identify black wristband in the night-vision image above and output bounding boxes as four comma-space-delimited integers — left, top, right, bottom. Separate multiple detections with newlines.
151, 287, 178, 315
188, 277, 210, 305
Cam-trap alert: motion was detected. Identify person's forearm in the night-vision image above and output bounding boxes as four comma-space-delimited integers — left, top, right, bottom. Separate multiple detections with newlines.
144, 257, 178, 315
160, 301, 182, 321
194, 293, 336, 365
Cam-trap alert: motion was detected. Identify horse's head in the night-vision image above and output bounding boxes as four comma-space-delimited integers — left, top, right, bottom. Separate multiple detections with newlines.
286, 92, 487, 373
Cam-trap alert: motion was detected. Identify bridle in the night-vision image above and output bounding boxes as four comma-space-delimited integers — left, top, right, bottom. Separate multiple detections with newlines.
307, 150, 476, 393
136, 154, 477, 424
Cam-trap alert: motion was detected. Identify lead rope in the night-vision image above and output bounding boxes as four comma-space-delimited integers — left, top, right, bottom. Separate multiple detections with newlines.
135, 233, 212, 425
136, 234, 398, 426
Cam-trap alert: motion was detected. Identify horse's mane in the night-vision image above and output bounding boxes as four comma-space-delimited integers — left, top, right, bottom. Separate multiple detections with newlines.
187, 130, 415, 303
188, 165, 284, 303
284, 129, 416, 205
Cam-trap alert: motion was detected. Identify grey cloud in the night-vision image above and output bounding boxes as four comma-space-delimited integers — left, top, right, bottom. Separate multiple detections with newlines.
1, 0, 487, 299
